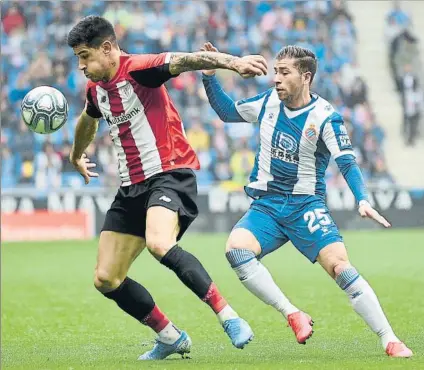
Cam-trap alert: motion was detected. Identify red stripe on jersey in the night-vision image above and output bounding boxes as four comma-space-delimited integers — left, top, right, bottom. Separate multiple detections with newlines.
107, 87, 144, 182
128, 80, 200, 171
90, 84, 99, 110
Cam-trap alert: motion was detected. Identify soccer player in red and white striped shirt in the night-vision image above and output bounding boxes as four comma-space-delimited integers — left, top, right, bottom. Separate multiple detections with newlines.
67, 16, 267, 360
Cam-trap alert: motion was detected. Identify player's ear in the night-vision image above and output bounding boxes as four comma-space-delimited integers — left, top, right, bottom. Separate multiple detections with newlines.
102, 40, 113, 55
303, 72, 312, 86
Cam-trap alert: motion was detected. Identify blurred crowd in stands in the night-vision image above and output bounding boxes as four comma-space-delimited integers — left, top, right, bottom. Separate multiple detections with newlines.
2, 0, 411, 192
385, 0, 423, 147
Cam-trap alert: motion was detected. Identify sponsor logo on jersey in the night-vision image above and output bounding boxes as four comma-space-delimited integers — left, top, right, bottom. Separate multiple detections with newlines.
339, 134, 352, 148
104, 107, 142, 126
339, 125, 348, 135
276, 132, 298, 153
271, 147, 299, 164
271, 132, 299, 164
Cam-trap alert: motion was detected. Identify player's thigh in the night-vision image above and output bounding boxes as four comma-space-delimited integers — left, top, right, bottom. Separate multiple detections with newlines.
316, 241, 350, 278
145, 170, 198, 259
145, 204, 180, 259
283, 196, 344, 264
95, 231, 146, 292
228, 202, 288, 258
102, 185, 148, 240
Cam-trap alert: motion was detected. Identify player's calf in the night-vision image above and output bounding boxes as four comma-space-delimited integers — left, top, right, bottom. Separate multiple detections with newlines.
225, 230, 300, 320
160, 245, 234, 316
146, 206, 253, 348
160, 244, 254, 348
225, 230, 313, 344
317, 243, 412, 356
101, 276, 184, 349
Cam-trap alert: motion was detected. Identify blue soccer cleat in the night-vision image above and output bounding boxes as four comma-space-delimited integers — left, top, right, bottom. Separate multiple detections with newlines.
138, 331, 192, 360
223, 318, 254, 349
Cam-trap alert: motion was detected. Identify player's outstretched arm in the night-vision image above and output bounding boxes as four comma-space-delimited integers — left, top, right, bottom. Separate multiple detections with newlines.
202, 72, 245, 123
200, 42, 271, 124
198, 42, 243, 122
336, 156, 390, 228
322, 116, 391, 228
70, 110, 99, 184
169, 51, 267, 78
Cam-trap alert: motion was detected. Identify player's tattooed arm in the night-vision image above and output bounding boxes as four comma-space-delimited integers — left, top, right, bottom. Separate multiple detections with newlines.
169, 52, 268, 78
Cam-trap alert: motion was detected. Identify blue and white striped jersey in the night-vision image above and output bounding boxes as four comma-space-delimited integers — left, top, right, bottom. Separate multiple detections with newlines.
235, 88, 354, 199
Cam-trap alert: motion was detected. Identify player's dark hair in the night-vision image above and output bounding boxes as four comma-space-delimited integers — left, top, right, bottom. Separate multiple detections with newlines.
276, 45, 317, 84
67, 15, 117, 48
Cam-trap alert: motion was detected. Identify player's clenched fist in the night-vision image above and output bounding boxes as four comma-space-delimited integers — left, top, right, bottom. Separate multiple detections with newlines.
201, 42, 267, 78
70, 153, 99, 185
232, 55, 268, 78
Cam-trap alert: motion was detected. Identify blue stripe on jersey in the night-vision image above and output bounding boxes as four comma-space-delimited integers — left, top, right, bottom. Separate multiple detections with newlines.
314, 138, 331, 199
319, 112, 339, 136
249, 90, 273, 184
245, 93, 354, 199
267, 106, 316, 194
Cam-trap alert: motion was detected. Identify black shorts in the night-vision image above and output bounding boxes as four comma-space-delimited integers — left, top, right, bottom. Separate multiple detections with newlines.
102, 169, 198, 240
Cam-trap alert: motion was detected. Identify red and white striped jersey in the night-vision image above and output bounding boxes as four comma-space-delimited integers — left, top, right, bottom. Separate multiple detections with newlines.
85, 52, 200, 186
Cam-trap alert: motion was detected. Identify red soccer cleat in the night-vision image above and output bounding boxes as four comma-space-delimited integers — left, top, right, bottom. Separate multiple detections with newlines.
386, 342, 413, 358
287, 311, 314, 344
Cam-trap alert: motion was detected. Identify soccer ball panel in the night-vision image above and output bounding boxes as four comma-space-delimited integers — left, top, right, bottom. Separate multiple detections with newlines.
33, 117, 48, 134
20, 86, 69, 134
36, 94, 54, 111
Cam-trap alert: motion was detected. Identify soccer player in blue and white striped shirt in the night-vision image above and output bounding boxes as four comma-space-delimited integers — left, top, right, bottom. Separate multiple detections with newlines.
201, 42, 412, 358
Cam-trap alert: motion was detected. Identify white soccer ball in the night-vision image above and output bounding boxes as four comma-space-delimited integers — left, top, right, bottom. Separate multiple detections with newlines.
21, 86, 69, 134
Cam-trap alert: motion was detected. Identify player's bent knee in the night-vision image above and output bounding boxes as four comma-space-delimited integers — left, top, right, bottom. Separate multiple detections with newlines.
225, 228, 261, 255
94, 270, 123, 293
317, 242, 350, 278
333, 260, 351, 277
146, 237, 174, 259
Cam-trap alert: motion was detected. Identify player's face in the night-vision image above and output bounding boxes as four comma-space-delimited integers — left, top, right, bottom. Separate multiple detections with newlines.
73, 43, 112, 82
273, 58, 311, 104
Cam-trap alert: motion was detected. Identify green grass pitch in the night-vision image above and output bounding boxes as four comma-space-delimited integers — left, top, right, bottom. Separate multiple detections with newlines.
2, 230, 423, 369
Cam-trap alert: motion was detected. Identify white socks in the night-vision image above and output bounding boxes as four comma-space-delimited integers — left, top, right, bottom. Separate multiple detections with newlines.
216, 304, 239, 324
157, 322, 181, 344
226, 249, 400, 350
233, 258, 299, 319
336, 267, 399, 348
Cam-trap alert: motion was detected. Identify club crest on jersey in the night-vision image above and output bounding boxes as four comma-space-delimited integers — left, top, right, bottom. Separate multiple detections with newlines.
268, 112, 275, 120
121, 83, 133, 99
305, 124, 317, 140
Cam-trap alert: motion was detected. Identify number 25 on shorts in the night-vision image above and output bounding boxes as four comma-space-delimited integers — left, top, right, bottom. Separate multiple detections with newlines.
304, 208, 332, 234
